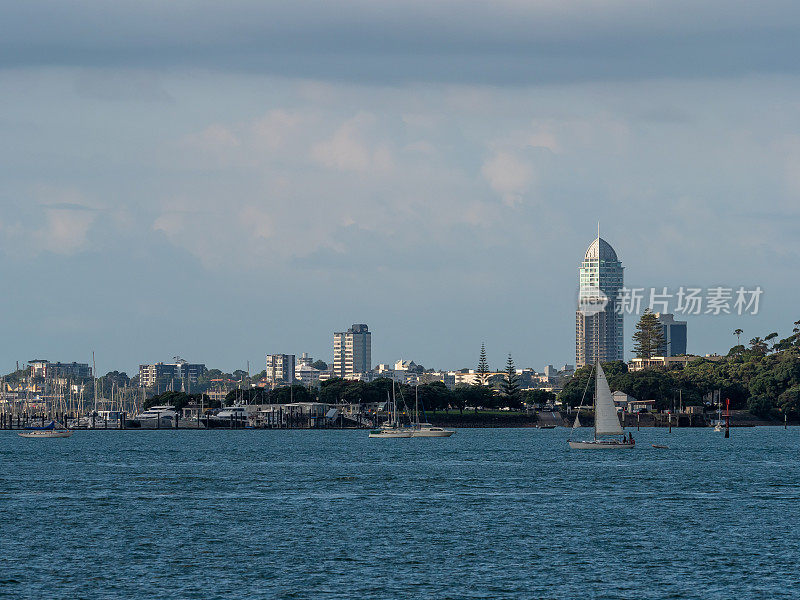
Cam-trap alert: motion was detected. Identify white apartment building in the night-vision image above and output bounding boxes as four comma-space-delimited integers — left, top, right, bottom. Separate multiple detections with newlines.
333, 324, 371, 378
265, 354, 296, 386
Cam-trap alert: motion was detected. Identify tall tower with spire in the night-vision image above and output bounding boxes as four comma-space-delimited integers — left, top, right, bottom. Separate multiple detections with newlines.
575, 232, 624, 368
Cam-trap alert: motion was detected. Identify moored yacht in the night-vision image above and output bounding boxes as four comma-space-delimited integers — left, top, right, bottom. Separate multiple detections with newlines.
408, 385, 454, 437
133, 405, 177, 429
410, 423, 454, 437
207, 405, 251, 428
369, 387, 413, 438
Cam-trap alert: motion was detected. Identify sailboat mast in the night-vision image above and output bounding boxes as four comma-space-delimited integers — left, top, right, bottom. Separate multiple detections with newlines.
594, 360, 599, 441
415, 383, 419, 427
92, 352, 97, 413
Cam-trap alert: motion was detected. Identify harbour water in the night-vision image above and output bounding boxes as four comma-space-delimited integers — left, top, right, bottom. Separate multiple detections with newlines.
2, 427, 798, 599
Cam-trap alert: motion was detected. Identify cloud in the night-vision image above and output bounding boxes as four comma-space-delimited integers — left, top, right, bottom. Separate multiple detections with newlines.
481, 151, 534, 206
34, 206, 97, 254
3, 1, 800, 84
0, 188, 100, 256
311, 113, 393, 173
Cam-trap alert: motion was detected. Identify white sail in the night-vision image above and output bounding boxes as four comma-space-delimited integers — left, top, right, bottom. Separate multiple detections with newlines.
594, 362, 623, 436
573, 413, 582, 429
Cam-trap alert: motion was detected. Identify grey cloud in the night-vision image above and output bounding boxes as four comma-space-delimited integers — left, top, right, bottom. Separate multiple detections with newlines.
2, 1, 800, 83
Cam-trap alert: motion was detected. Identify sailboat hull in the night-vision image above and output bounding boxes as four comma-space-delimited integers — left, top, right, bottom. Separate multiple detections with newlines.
368, 430, 412, 438
568, 440, 634, 449
19, 430, 73, 438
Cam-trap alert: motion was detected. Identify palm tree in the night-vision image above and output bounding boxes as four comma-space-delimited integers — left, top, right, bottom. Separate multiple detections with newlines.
734, 328, 743, 345
749, 337, 768, 355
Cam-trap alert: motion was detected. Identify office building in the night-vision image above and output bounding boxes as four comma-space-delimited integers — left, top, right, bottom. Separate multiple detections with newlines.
655, 313, 687, 357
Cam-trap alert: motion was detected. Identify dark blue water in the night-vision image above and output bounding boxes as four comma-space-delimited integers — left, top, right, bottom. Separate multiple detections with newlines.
1, 427, 798, 599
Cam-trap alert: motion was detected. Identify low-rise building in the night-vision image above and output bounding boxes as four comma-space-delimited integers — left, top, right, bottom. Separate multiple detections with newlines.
628, 354, 724, 372
29, 360, 92, 380
296, 363, 323, 387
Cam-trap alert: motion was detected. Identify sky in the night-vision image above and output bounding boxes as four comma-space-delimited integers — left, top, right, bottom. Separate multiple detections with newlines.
2, 1, 800, 376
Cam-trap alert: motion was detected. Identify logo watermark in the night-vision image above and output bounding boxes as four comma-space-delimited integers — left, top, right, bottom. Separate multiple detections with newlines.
578, 286, 763, 316
616, 286, 763, 316
577, 286, 609, 316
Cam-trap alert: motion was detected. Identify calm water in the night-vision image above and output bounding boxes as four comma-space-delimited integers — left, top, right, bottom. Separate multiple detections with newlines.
1, 427, 798, 599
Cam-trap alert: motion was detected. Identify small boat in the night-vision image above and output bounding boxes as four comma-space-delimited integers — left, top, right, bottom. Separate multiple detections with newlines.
408, 386, 454, 437
410, 423, 454, 437
369, 386, 414, 438
536, 424, 557, 429
19, 421, 73, 438
652, 444, 669, 449
568, 361, 634, 450
369, 428, 413, 438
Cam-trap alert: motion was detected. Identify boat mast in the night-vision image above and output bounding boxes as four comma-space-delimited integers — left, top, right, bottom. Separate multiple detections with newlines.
415, 383, 419, 427
92, 352, 98, 414
392, 379, 396, 425
594, 360, 599, 441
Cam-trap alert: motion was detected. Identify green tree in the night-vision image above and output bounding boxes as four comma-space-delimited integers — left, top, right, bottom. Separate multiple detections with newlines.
749, 337, 768, 355
523, 389, 556, 408
416, 382, 450, 413
733, 328, 743, 345
500, 354, 521, 409
765, 332, 779, 352
476, 343, 490, 385
747, 395, 772, 418
311, 360, 328, 371
632, 309, 665, 359
453, 384, 495, 413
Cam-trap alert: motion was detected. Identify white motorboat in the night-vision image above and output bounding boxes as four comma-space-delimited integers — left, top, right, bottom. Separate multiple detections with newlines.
207, 405, 251, 428
133, 405, 177, 429
410, 423, 455, 437
568, 361, 634, 450
19, 421, 73, 438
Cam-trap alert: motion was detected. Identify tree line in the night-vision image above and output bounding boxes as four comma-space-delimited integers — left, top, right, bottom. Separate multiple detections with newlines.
560, 319, 800, 418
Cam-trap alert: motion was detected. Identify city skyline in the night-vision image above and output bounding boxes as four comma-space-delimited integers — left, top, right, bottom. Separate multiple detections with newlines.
0, 221, 789, 376
2, 2, 799, 374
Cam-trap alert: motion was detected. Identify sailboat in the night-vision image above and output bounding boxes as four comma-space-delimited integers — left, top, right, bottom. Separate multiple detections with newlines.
409, 384, 454, 438
369, 385, 412, 438
712, 390, 725, 431
19, 421, 73, 438
568, 361, 634, 449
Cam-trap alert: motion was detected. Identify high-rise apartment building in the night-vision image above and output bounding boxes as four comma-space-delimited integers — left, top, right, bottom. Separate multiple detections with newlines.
139, 358, 206, 391
576, 235, 624, 368
655, 313, 687, 357
333, 324, 371, 378
265, 354, 296, 385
